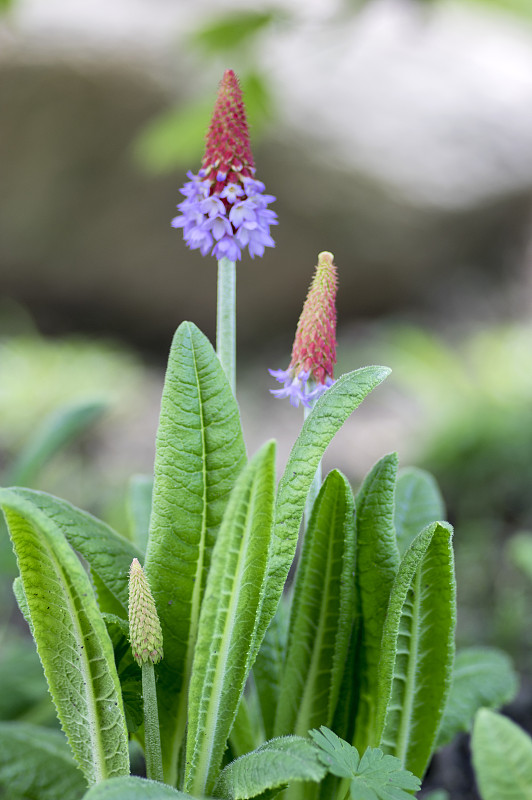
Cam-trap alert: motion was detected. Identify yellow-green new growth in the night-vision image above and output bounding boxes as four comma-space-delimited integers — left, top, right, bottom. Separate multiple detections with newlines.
128, 558, 163, 666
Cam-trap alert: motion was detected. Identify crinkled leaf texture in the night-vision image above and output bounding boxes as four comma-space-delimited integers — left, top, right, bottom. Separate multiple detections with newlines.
256, 367, 391, 670
375, 522, 456, 779
4, 487, 142, 617
214, 736, 326, 800
310, 727, 420, 800
438, 647, 518, 747
185, 442, 275, 796
82, 776, 204, 799
472, 709, 532, 800
353, 453, 400, 753
144, 321, 247, 785
0, 721, 87, 799
253, 594, 289, 741
275, 469, 355, 737
0, 488, 130, 785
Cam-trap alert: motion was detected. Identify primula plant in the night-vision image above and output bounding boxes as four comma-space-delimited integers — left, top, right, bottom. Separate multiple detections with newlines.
0, 70, 516, 800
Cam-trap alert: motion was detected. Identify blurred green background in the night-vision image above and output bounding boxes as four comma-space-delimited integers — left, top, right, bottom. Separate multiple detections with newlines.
2, 0, 532, 796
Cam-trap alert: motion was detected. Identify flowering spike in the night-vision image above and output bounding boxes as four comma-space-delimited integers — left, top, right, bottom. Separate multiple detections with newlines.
128, 558, 163, 666
270, 251, 338, 408
171, 69, 277, 261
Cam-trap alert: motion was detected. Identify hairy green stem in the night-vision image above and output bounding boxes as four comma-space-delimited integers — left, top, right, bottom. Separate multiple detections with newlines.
142, 663, 164, 783
304, 389, 322, 529
216, 257, 236, 395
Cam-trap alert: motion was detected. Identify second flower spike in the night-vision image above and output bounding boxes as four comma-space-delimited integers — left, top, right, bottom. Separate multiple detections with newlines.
270, 251, 338, 408
172, 70, 277, 261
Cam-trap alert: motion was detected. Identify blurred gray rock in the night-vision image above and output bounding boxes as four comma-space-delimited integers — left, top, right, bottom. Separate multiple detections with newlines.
1, 0, 532, 350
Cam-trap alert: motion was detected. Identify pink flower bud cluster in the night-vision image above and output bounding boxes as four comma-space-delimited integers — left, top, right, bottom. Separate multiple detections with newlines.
270, 252, 338, 407
172, 70, 277, 261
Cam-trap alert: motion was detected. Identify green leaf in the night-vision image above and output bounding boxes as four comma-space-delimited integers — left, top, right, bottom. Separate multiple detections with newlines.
82, 776, 202, 799
102, 613, 143, 734
507, 531, 532, 584
352, 453, 400, 753
0, 489, 130, 785
189, 11, 277, 53
6, 400, 106, 487
144, 321, 247, 785
185, 442, 276, 796
253, 593, 289, 740
3, 488, 141, 618
375, 522, 456, 779
438, 647, 518, 747
257, 367, 390, 670
472, 709, 532, 800
394, 467, 445, 556
0, 721, 88, 799
230, 693, 263, 759
275, 470, 355, 737
127, 474, 153, 553
310, 728, 420, 799
214, 736, 327, 800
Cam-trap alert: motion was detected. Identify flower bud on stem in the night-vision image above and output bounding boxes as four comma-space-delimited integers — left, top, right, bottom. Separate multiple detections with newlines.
128, 558, 164, 783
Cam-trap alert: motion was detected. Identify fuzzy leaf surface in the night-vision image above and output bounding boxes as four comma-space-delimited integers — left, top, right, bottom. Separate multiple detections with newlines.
0, 489, 130, 785
3, 487, 141, 616
83, 776, 203, 799
253, 593, 289, 741
275, 470, 355, 737
353, 453, 400, 752
438, 647, 518, 747
376, 522, 456, 779
310, 727, 420, 799
0, 721, 88, 800
185, 442, 275, 796
472, 709, 532, 800
257, 367, 390, 665
144, 321, 247, 784
394, 468, 445, 556
214, 736, 326, 800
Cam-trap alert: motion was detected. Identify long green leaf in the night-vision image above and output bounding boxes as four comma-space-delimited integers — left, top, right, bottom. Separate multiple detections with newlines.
352, 453, 400, 753
394, 467, 445, 556
0, 722, 88, 799
0, 489, 130, 785
253, 594, 290, 741
375, 522, 456, 779
437, 647, 518, 747
472, 709, 532, 800
144, 321, 247, 785
185, 442, 276, 796
4, 487, 141, 616
6, 400, 106, 487
214, 737, 327, 800
127, 474, 153, 553
275, 470, 355, 740
83, 776, 203, 799
256, 366, 390, 667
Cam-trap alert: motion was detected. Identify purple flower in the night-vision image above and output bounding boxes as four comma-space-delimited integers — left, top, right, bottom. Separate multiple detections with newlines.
268, 368, 334, 408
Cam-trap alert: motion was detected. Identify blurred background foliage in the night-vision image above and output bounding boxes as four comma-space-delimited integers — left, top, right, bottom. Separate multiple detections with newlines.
2, 0, 532, 796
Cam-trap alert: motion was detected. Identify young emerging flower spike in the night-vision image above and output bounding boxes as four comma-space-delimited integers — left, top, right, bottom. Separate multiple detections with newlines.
128, 558, 163, 666
171, 69, 277, 260
270, 251, 338, 408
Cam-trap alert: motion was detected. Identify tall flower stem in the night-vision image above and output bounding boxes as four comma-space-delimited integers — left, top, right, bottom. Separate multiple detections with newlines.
142, 663, 164, 782
216, 257, 236, 395
303, 389, 321, 530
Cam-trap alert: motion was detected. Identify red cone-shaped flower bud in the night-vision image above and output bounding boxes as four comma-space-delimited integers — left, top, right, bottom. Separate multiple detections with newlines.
128, 558, 163, 666
270, 252, 338, 408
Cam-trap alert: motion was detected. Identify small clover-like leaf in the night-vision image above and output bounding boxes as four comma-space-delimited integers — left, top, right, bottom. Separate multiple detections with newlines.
309, 727, 359, 777
310, 727, 421, 800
